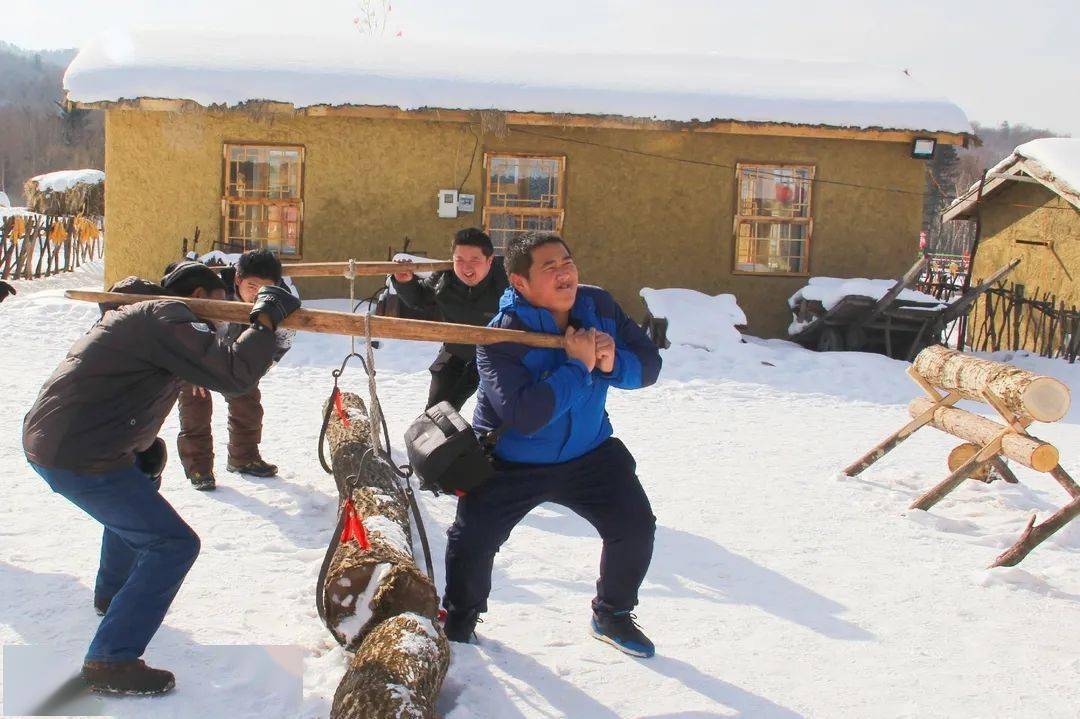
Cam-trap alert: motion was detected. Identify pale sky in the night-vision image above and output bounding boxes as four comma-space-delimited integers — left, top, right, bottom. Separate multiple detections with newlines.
5, 0, 1079, 136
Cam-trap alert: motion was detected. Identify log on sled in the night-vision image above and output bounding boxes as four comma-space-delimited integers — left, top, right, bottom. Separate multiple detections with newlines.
843, 346, 1079, 567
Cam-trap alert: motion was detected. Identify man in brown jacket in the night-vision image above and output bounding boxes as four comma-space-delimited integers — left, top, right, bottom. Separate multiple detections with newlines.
23, 261, 300, 696
176, 250, 293, 490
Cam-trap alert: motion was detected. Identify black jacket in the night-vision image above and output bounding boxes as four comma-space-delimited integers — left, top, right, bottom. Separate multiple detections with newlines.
23, 298, 278, 473
391, 260, 508, 361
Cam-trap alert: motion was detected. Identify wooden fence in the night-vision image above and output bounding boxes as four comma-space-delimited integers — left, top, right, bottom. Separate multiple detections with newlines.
963, 282, 1080, 362
1, 213, 103, 281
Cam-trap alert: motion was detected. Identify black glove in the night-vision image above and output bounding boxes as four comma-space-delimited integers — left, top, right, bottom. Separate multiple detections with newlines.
0, 280, 15, 303
249, 284, 300, 331
134, 437, 168, 479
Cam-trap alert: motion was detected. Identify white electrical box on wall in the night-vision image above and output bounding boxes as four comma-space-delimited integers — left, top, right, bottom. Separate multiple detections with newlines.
438, 189, 459, 218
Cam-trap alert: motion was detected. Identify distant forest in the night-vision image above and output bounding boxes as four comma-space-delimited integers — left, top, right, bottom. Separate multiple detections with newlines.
0, 41, 102, 205
0, 40, 1067, 257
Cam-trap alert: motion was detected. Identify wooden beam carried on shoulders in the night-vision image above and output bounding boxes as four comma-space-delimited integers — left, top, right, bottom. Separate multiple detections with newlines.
65, 290, 564, 349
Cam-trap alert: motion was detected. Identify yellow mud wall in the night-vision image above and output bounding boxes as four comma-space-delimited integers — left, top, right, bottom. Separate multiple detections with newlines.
104, 109, 928, 337
970, 182, 1080, 306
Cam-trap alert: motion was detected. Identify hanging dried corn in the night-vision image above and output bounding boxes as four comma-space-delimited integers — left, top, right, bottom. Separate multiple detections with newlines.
48, 221, 69, 245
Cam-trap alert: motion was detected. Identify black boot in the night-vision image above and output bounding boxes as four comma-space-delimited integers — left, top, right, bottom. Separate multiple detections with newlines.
443, 609, 481, 644
591, 610, 655, 658
82, 659, 175, 696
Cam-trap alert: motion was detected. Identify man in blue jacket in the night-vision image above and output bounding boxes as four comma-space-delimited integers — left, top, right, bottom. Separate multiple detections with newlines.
442, 232, 662, 657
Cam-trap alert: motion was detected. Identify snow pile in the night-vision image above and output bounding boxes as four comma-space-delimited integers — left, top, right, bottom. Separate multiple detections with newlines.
27, 169, 104, 193
640, 287, 746, 351
64, 28, 969, 133
789, 276, 944, 311
196, 250, 242, 265
0, 206, 39, 221
0, 190, 10, 207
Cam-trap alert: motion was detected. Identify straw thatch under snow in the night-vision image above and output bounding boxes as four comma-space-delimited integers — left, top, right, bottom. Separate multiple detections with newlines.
24, 169, 105, 216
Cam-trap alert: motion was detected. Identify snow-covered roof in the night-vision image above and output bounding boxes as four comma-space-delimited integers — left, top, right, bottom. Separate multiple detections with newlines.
27, 169, 105, 194
64, 28, 970, 135
943, 138, 1080, 221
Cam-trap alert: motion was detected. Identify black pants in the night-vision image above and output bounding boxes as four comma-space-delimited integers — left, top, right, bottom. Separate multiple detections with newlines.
443, 438, 655, 617
427, 349, 480, 411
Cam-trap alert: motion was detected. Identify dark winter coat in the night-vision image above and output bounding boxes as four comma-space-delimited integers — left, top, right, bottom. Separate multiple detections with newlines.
473, 285, 661, 464
390, 259, 509, 361
23, 293, 278, 474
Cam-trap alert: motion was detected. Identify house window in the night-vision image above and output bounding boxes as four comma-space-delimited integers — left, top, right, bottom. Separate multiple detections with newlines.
734, 163, 814, 275
483, 153, 566, 253
222, 144, 304, 256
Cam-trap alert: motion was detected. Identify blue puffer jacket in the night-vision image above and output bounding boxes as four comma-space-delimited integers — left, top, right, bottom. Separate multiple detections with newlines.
473, 285, 662, 464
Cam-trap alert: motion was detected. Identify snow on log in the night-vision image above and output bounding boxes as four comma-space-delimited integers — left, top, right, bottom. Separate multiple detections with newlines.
911, 346, 1070, 422
908, 398, 1059, 472
321, 392, 439, 649
331, 612, 450, 719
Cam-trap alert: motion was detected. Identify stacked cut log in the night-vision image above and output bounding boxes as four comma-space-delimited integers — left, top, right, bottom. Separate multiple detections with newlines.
911, 346, 1070, 422
844, 345, 1079, 567
322, 392, 448, 719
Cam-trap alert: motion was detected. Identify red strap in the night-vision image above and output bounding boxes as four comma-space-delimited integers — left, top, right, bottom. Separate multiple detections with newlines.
332, 387, 350, 428
339, 498, 370, 550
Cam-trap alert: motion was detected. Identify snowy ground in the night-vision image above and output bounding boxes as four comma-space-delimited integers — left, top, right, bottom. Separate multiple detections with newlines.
1, 262, 1077, 718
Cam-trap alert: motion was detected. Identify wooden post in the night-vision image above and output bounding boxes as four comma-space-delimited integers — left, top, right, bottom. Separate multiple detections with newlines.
842, 367, 959, 477
992, 494, 1080, 567
909, 431, 1009, 510
65, 290, 565, 349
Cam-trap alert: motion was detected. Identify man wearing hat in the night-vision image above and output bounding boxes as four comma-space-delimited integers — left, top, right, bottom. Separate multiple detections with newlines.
22, 261, 300, 696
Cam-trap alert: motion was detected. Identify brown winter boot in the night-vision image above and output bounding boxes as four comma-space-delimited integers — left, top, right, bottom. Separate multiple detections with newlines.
226, 458, 278, 477
187, 471, 216, 491
81, 659, 175, 696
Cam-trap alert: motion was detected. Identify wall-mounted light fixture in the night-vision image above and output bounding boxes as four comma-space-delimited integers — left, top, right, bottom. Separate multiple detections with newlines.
911, 137, 937, 160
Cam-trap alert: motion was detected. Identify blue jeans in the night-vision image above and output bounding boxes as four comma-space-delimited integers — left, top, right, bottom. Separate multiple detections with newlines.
30, 461, 201, 662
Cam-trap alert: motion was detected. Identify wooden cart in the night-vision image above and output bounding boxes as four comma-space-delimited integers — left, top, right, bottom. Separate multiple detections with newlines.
788, 258, 1020, 360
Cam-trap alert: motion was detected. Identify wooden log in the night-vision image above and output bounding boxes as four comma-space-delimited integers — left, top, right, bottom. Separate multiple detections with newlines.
65, 290, 565, 349
331, 612, 450, 719
910, 435, 1005, 510
912, 345, 1070, 422
213, 260, 454, 277
321, 392, 439, 650
947, 443, 990, 482
907, 398, 1059, 472
842, 370, 959, 477
991, 494, 1080, 567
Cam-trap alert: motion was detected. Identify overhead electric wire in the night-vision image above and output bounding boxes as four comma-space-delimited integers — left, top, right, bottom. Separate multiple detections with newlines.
508, 126, 1080, 213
